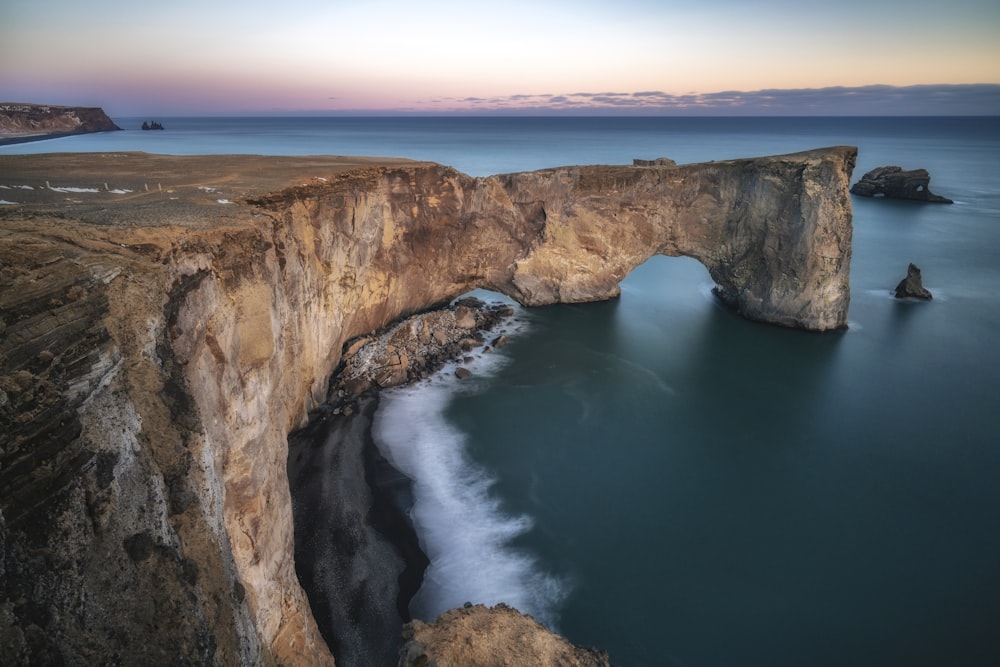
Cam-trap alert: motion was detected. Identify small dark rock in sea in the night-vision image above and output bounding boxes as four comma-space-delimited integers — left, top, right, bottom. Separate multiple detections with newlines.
491, 334, 510, 349
894, 263, 933, 300
851, 166, 953, 203
455, 367, 472, 379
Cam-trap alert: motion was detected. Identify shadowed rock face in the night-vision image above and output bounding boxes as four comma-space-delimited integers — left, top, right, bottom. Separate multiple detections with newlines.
0, 147, 855, 665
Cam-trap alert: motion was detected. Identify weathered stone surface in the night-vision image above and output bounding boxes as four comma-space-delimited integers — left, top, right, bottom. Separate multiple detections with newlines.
399, 604, 613, 667
850, 165, 953, 203
0, 148, 855, 665
336, 298, 512, 392
894, 263, 933, 300
500, 148, 856, 330
0, 103, 121, 145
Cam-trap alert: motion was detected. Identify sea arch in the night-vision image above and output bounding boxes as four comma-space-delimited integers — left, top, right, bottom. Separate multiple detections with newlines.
480, 146, 856, 331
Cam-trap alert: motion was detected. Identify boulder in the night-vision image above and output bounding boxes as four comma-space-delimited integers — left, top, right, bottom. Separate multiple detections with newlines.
894, 263, 933, 300
851, 166, 952, 203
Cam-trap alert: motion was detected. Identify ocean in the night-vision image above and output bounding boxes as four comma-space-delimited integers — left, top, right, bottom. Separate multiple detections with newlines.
7, 116, 999, 665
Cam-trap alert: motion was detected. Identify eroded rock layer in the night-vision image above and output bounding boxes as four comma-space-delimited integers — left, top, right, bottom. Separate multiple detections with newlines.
0, 148, 855, 665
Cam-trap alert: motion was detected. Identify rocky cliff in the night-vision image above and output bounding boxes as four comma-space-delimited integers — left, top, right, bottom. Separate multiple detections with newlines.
0, 103, 121, 145
0, 147, 855, 665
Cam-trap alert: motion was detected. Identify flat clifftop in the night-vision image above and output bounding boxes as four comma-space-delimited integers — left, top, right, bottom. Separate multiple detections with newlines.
0, 152, 429, 225
0, 147, 855, 665
0, 103, 122, 145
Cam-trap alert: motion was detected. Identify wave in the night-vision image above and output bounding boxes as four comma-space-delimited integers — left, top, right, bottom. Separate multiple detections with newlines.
370, 314, 568, 630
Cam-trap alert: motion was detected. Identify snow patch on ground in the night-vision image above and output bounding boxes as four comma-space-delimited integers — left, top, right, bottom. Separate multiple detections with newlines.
49, 186, 100, 193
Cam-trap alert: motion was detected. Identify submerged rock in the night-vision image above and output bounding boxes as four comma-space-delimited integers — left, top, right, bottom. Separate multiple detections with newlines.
894, 263, 933, 300
851, 166, 953, 203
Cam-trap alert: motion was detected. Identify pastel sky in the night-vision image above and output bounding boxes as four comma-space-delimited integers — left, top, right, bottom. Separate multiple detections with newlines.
2, 0, 999, 115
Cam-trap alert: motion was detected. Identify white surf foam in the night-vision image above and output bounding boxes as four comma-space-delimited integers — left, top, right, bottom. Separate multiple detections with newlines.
371, 312, 568, 629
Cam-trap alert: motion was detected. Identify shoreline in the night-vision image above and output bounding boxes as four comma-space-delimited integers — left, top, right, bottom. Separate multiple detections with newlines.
286, 296, 515, 664
0, 129, 116, 146
287, 395, 425, 666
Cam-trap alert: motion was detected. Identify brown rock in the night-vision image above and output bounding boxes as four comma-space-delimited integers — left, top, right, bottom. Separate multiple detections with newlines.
455, 367, 472, 379
453, 304, 478, 329
400, 604, 613, 667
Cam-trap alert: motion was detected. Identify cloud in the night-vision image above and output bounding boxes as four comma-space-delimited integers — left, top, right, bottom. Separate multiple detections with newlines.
415, 84, 1000, 115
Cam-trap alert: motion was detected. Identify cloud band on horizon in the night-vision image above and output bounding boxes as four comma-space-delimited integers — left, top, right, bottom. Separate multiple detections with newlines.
420, 84, 1000, 116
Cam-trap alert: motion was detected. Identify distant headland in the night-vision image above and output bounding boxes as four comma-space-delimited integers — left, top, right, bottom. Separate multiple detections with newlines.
0, 103, 121, 145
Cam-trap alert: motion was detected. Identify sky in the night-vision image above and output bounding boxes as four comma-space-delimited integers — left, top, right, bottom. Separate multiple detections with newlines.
2, 0, 999, 115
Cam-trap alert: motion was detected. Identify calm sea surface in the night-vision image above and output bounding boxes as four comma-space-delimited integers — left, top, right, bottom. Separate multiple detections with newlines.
7, 117, 999, 665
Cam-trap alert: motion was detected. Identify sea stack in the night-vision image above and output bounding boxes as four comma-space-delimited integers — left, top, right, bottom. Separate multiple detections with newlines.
894, 263, 933, 299
851, 166, 953, 203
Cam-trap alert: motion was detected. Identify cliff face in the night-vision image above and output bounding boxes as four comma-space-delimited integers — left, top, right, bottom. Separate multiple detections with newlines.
0, 148, 855, 665
0, 103, 122, 144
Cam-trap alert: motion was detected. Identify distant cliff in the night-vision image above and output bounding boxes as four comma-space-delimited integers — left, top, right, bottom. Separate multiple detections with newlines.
0, 148, 855, 665
0, 103, 121, 145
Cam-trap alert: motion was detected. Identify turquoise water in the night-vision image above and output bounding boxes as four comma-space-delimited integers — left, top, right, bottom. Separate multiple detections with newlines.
7, 117, 999, 665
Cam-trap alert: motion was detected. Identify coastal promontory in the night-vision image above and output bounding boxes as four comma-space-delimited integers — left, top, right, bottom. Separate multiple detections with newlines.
0, 103, 121, 145
0, 147, 855, 664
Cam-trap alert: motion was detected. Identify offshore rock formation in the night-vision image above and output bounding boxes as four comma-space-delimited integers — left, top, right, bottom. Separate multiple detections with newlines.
0, 147, 855, 665
850, 165, 953, 203
399, 604, 613, 667
894, 263, 933, 300
0, 103, 121, 145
